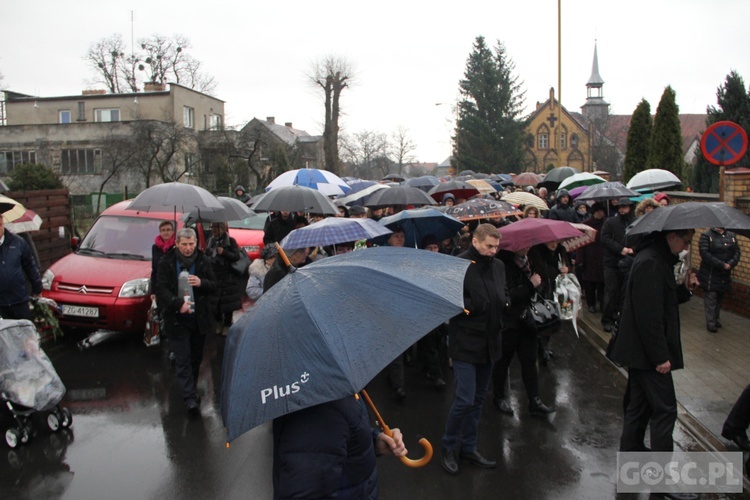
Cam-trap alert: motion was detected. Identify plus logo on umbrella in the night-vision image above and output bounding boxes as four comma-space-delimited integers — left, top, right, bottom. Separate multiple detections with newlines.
260, 372, 309, 404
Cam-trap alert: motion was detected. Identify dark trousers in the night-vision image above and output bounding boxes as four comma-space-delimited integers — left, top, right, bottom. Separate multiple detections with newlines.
386, 353, 405, 390
170, 320, 206, 405
602, 266, 621, 325
493, 327, 539, 402
620, 368, 677, 452
583, 280, 605, 310
723, 384, 750, 437
703, 290, 724, 329
442, 360, 492, 453
418, 328, 443, 380
0, 302, 32, 321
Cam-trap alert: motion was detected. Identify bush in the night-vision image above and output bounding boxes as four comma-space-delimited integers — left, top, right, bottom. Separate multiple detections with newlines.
7, 164, 63, 190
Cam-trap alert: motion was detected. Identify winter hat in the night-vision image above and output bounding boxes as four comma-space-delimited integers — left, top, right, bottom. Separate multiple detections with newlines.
348, 205, 367, 216
421, 234, 441, 250
617, 197, 635, 206
590, 202, 606, 214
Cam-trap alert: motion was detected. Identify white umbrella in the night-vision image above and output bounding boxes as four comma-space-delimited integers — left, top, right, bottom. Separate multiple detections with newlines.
266, 168, 350, 197
626, 169, 682, 192
557, 172, 606, 191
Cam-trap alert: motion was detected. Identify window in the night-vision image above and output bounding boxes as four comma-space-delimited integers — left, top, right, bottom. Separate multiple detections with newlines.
185, 153, 196, 174
538, 133, 549, 150
77, 102, 86, 121
59, 110, 71, 124
571, 134, 580, 148
560, 133, 567, 150
94, 108, 120, 122
183, 106, 195, 129
61, 148, 102, 175
0, 150, 37, 174
209, 113, 223, 130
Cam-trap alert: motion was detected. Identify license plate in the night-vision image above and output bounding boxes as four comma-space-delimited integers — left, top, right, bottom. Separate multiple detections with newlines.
62, 305, 99, 318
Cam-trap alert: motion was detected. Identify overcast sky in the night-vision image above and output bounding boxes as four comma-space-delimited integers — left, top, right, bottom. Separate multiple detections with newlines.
2, 0, 749, 164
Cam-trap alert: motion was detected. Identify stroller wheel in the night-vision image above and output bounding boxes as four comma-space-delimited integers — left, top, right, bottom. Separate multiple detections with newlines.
5, 428, 20, 449
61, 408, 73, 428
47, 412, 61, 432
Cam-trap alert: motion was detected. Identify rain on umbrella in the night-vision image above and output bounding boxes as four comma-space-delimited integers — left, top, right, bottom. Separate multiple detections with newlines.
375, 208, 466, 248
445, 198, 521, 221
266, 168, 351, 197
497, 217, 586, 252
364, 185, 438, 208
252, 185, 339, 215
404, 175, 441, 192
626, 201, 750, 239
466, 179, 498, 195
427, 180, 480, 203
500, 191, 550, 212
575, 182, 639, 202
280, 217, 392, 249
126, 182, 224, 218
221, 248, 470, 457
537, 166, 580, 190
557, 172, 606, 191
513, 172, 541, 187
626, 168, 682, 192
182, 196, 255, 223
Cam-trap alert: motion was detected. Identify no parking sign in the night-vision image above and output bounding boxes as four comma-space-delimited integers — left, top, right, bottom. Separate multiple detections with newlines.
701, 120, 748, 166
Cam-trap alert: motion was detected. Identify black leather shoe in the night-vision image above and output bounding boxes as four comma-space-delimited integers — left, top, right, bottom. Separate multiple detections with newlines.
186, 400, 200, 417
707, 325, 718, 333
394, 387, 406, 402
441, 448, 459, 475
459, 449, 497, 468
602, 323, 613, 333
716, 320, 722, 328
721, 430, 750, 451
493, 398, 514, 415
433, 378, 447, 391
529, 397, 556, 416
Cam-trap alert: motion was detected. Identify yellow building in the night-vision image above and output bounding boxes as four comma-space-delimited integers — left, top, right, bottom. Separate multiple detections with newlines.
524, 86, 592, 174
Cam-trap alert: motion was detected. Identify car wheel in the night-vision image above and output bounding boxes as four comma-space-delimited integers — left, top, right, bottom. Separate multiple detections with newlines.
47, 412, 61, 432
5, 428, 20, 449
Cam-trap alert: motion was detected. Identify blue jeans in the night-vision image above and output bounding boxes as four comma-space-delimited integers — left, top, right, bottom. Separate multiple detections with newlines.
442, 360, 493, 452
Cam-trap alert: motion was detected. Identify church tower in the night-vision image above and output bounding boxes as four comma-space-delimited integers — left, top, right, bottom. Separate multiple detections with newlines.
581, 42, 609, 124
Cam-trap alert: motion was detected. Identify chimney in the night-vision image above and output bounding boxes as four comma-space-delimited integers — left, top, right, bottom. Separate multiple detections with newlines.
82, 89, 107, 95
144, 82, 167, 92
266, 116, 275, 124
285, 122, 293, 128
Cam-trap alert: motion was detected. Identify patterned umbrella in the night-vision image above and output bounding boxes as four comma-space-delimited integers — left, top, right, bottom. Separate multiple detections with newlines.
500, 191, 549, 211
445, 198, 522, 221
266, 168, 351, 197
280, 217, 392, 249
3, 208, 43, 233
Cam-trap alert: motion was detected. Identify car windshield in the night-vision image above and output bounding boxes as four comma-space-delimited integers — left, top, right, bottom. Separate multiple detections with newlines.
228, 214, 268, 230
79, 215, 168, 260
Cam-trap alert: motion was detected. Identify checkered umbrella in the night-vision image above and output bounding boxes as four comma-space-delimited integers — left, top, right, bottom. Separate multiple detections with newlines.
280, 217, 392, 249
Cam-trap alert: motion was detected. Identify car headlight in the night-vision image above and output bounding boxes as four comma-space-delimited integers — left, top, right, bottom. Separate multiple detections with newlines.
119, 278, 151, 298
241, 245, 261, 254
42, 269, 55, 291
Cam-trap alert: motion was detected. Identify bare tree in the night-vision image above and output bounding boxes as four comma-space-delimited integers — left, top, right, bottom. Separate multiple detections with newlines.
310, 56, 353, 176
389, 126, 417, 175
340, 130, 388, 179
94, 125, 139, 211
129, 120, 192, 186
85, 33, 216, 95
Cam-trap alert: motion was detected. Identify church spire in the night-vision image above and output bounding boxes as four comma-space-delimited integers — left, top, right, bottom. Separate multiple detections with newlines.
581, 40, 609, 123
587, 41, 604, 87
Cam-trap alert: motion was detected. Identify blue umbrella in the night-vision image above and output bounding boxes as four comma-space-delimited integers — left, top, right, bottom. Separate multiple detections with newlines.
280, 217, 392, 249
375, 208, 465, 248
221, 247, 469, 441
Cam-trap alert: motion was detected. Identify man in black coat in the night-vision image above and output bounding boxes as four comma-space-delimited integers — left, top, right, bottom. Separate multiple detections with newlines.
441, 223, 507, 475
600, 197, 635, 332
608, 229, 699, 453
546, 189, 578, 223
156, 228, 217, 416
698, 227, 741, 332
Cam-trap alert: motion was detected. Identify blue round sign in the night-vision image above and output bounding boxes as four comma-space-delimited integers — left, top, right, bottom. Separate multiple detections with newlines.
701, 121, 748, 166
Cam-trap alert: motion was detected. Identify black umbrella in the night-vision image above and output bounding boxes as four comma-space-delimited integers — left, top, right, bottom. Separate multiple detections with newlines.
252, 185, 339, 215
404, 175, 440, 192
381, 173, 406, 182
626, 202, 750, 238
364, 186, 438, 208
575, 182, 639, 202
427, 180, 480, 203
182, 196, 255, 223
537, 166, 580, 190
126, 182, 224, 219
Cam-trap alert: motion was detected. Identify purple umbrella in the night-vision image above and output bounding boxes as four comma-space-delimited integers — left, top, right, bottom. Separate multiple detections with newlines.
497, 218, 585, 252
568, 185, 589, 200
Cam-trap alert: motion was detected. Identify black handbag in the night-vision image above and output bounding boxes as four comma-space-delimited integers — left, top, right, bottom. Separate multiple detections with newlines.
521, 293, 561, 334
230, 250, 251, 276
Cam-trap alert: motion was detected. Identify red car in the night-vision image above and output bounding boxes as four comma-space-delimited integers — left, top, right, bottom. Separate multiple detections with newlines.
228, 213, 267, 261
41, 201, 206, 335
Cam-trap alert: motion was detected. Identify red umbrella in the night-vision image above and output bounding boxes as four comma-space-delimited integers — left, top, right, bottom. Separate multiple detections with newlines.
513, 172, 541, 187
497, 218, 585, 252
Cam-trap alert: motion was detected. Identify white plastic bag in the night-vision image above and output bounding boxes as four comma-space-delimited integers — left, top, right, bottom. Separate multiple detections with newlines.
554, 273, 582, 337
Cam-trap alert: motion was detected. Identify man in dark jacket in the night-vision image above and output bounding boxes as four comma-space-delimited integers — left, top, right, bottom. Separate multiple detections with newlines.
234, 185, 251, 204
272, 395, 406, 499
608, 229, 698, 453
156, 228, 217, 416
441, 223, 507, 475
0, 216, 42, 320
546, 189, 577, 223
698, 227, 741, 332
263, 210, 296, 245
600, 197, 635, 332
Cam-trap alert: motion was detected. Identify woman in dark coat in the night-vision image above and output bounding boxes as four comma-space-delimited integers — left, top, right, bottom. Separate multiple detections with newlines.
577, 202, 606, 313
698, 228, 741, 332
205, 222, 243, 333
528, 240, 570, 365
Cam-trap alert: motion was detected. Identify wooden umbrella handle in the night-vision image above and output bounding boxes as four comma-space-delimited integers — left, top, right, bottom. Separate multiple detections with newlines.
274, 242, 292, 268
360, 389, 433, 468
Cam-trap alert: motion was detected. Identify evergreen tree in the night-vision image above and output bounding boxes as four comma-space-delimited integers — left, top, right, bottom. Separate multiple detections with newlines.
453, 37, 527, 173
692, 71, 750, 193
646, 86, 685, 181
622, 99, 652, 183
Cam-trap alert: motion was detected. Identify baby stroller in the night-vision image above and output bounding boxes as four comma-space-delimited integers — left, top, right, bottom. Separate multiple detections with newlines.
0, 318, 72, 449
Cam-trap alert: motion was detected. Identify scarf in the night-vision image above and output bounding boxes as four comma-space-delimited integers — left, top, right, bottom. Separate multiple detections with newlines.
154, 234, 175, 253
514, 254, 532, 278
176, 249, 198, 271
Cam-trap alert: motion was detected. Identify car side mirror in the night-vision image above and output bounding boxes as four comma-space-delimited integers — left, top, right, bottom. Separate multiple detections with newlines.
71, 236, 80, 250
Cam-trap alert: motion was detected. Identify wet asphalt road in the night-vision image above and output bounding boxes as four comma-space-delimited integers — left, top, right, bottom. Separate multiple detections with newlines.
1, 322, 744, 499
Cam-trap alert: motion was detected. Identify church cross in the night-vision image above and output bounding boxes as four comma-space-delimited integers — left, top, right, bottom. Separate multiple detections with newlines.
547, 113, 558, 128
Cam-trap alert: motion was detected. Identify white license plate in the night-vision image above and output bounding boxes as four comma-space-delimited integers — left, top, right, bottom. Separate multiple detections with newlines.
62, 305, 99, 318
